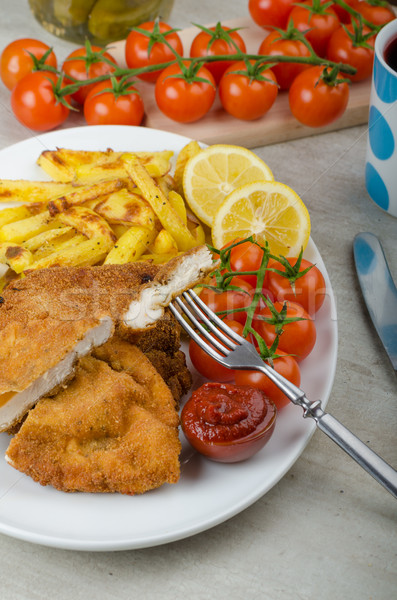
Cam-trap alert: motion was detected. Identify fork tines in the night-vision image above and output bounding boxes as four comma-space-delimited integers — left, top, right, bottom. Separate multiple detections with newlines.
169, 290, 243, 360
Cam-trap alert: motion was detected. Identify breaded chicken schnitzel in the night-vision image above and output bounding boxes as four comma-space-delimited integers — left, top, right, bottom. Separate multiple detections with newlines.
0, 246, 212, 431
6, 352, 181, 494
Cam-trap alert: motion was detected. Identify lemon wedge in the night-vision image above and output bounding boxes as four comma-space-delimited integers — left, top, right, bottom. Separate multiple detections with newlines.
212, 181, 311, 257
182, 144, 274, 227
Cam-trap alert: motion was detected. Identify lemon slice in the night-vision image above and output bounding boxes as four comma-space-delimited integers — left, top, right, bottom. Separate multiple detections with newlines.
183, 144, 274, 227
212, 181, 311, 257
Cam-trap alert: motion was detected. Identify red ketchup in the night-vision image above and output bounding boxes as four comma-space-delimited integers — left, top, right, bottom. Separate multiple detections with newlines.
181, 382, 277, 463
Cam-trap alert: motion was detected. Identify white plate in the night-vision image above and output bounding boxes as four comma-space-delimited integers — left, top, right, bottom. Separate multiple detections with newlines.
0, 126, 337, 551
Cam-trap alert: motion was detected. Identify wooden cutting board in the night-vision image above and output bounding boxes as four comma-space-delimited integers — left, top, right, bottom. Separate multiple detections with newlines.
111, 17, 371, 148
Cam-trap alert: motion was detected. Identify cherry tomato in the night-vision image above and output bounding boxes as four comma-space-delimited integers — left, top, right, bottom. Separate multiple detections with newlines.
0, 38, 57, 91
62, 45, 117, 105
222, 239, 267, 287
266, 256, 326, 315
289, 65, 349, 127
181, 382, 277, 462
189, 319, 245, 382
326, 24, 375, 82
155, 61, 216, 123
125, 21, 183, 83
11, 71, 70, 131
234, 350, 301, 410
199, 276, 253, 322
83, 79, 144, 126
189, 24, 246, 84
248, 0, 295, 29
252, 300, 316, 361
354, 1, 396, 26
258, 31, 311, 90
289, 1, 340, 57
219, 60, 278, 121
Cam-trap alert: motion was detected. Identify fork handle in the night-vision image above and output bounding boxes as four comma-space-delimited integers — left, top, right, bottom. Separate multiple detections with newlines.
306, 403, 397, 499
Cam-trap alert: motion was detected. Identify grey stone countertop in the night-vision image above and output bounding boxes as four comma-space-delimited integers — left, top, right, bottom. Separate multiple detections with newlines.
0, 1, 396, 599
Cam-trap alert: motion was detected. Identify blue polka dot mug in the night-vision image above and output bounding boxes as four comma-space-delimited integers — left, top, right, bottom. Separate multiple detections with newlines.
366, 18, 397, 218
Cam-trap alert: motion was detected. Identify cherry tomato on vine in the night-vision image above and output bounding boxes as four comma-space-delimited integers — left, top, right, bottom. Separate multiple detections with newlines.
265, 256, 326, 315
289, 65, 349, 127
189, 319, 245, 381
83, 79, 144, 126
219, 60, 278, 121
354, 1, 396, 26
189, 23, 246, 84
0, 38, 57, 91
252, 300, 316, 361
199, 276, 253, 323
258, 30, 311, 90
289, 1, 340, 57
248, 0, 295, 29
221, 239, 267, 287
11, 71, 70, 131
62, 44, 117, 105
155, 61, 216, 123
125, 21, 183, 83
234, 350, 301, 410
326, 24, 375, 82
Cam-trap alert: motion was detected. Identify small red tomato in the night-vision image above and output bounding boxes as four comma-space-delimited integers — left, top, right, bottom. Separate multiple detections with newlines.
0, 38, 57, 91
252, 300, 316, 361
258, 31, 312, 90
222, 239, 267, 288
266, 256, 326, 315
155, 61, 216, 123
354, 1, 396, 26
83, 79, 144, 126
248, 0, 295, 29
125, 21, 183, 83
189, 319, 245, 382
289, 65, 349, 127
181, 382, 277, 462
289, 1, 340, 57
234, 350, 301, 410
199, 276, 253, 323
219, 60, 278, 121
11, 71, 70, 131
332, 0, 359, 24
62, 44, 117, 105
190, 23, 247, 84
326, 24, 375, 82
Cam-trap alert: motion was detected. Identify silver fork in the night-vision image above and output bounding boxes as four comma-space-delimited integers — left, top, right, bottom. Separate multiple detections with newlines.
169, 289, 397, 499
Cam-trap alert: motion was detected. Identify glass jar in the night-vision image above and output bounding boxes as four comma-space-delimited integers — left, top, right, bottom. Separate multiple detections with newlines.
28, 0, 175, 45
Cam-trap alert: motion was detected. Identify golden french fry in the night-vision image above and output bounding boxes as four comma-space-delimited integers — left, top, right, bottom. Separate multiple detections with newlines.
56, 206, 117, 244
94, 188, 157, 229
104, 225, 156, 265
48, 179, 125, 213
190, 222, 206, 245
31, 231, 86, 260
174, 141, 201, 196
168, 190, 187, 225
123, 154, 197, 252
22, 226, 73, 252
0, 211, 59, 244
0, 179, 76, 204
0, 268, 19, 292
29, 236, 112, 270
37, 149, 109, 182
152, 229, 178, 255
0, 205, 40, 228
38, 148, 174, 182
0, 242, 33, 273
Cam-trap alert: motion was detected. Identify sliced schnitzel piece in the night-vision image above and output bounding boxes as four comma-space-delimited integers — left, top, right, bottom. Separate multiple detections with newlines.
0, 245, 213, 432
6, 353, 181, 494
